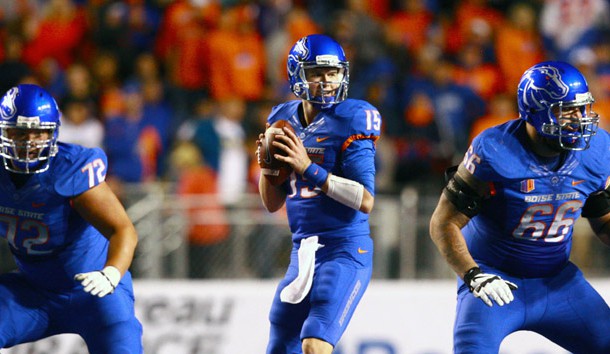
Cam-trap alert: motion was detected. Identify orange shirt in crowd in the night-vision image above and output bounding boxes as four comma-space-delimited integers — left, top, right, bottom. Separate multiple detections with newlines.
271, 7, 321, 83
386, 5, 433, 54
453, 63, 504, 101
469, 93, 517, 143
207, 6, 265, 101
285, 7, 321, 50
404, 92, 435, 127
138, 126, 163, 182
177, 165, 229, 246
366, 0, 391, 19
98, 86, 124, 119
445, 0, 505, 54
155, 0, 220, 90
494, 12, 545, 93
22, 5, 88, 69
592, 98, 610, 131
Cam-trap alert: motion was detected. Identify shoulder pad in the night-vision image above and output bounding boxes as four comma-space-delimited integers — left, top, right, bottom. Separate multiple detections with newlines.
268, 101, 300, 125
53, 144, 108, 197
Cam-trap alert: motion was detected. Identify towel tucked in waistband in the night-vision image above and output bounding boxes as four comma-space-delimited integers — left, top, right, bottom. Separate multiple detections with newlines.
280, 236, 324, 304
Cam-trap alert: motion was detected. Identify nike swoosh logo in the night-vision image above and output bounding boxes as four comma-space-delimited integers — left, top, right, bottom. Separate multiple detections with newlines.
357, 248, 368, 254
316, 136, 330, 143
571, 180, 585, 186
32, 202, 45, 208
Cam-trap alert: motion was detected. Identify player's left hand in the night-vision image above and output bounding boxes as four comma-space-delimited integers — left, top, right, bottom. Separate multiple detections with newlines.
464, 267, 517, 307
74, 266, 121, 298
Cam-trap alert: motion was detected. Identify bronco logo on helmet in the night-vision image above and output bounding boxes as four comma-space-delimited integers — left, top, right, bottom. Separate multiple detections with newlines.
292, 37, 309, 59
287, 37, 309, 80
0, 87, 18, 120
521, 65, 569, 112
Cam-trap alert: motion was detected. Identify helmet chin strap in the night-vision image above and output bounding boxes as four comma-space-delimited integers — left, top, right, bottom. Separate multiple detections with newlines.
312, 101, 335, 110
527, 124, 564, 156
541, 136, 566, 154
526, 121, 561, 156
540, 140, 568, 171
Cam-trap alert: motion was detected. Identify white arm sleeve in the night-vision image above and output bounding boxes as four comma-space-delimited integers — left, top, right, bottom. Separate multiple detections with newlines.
326, 174, 364, 210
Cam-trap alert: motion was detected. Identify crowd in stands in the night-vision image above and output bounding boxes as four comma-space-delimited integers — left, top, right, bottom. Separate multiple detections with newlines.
1, 0, 610, 196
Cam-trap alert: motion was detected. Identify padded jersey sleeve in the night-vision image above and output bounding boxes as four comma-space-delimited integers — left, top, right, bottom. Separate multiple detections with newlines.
590, 129, 610, 192
340, 101, 381, 195
54, 146, 108, 197
463, 131, 501, 182
267, 101, 300, 127
266, 103, 283, 125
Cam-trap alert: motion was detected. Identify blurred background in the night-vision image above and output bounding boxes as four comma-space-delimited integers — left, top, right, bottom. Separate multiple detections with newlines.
0, 0, 610, 282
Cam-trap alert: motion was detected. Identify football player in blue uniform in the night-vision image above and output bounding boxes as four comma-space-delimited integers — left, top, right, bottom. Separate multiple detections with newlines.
430, 61, 610, 353
256, 34, 381, 354
0, 84, 142, 353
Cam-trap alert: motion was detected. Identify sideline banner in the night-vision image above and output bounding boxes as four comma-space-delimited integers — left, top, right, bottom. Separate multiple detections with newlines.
7, 279, 607, 353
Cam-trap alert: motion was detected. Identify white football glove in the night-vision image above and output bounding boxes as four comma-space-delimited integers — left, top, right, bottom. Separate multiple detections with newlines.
464, 267, 517, 307
74, 266, 121, 298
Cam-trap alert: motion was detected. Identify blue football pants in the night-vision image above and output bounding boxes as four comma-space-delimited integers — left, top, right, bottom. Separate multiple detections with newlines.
454, 262, 610, 354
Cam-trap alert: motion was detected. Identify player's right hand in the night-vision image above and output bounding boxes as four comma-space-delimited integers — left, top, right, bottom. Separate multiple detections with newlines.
464, 267, 517, 307
74, 266, 121, 298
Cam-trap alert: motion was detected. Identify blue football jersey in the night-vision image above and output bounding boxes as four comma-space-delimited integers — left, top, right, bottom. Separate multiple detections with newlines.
267, 99, 381, 241
0, 142, 111, 291
462, 119, 610, 277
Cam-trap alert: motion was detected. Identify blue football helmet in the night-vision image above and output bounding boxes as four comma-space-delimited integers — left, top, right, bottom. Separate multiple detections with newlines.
0, 84, 61, 173
517, 61, 599, 150
287, 34, 349, 107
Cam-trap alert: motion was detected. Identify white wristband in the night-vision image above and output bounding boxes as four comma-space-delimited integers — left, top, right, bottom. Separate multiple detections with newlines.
326, 174, 364, 210
102, 266, 121, 289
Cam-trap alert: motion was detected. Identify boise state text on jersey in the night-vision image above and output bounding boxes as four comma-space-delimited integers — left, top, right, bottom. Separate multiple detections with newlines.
0, 142, 111, 291
462, 119, 610, 277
